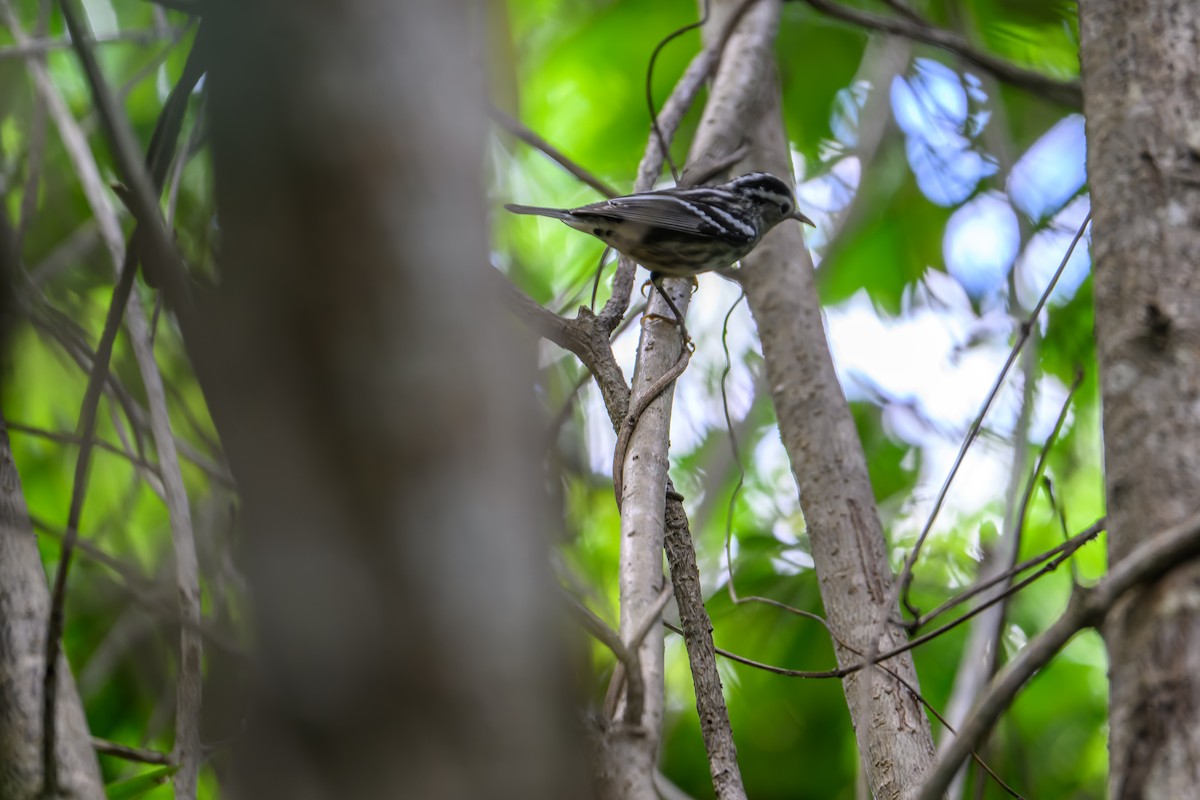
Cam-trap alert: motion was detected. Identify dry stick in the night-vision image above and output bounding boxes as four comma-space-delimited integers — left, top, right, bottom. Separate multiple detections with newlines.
798, 0, 1082, 108
912, 517, 1105, 631
597, 49, 715, 332
645, 0, 713, 183
896, 211, 1093, 618
662, 497, 745, 800
491, 107, 620, 199
56, 4, 206, 797
612, 346, 692, 507
918, 508, 1200, 800
0, 26, 170, 59
32, 516, 248, 661
563, 592, 648, 726
601, 586, 675, 722
126, 311, 202, 797
880, 664, 1026, 800
92, 738, 173, 767
7, 0, 150, 771
39, 223, 137, 799
5, 422, 162, 478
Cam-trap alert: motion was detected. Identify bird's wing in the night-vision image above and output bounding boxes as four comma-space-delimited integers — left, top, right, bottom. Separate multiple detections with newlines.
572, 193, 754, 241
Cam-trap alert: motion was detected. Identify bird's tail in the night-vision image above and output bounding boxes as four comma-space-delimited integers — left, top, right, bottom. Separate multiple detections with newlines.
504, 203, 573, 220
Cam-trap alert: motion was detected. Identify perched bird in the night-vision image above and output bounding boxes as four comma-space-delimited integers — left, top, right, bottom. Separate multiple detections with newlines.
506, 172, 813, 330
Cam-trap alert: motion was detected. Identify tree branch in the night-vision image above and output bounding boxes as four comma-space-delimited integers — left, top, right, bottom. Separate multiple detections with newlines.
724, 0, 940, 792
491, 107, 620, 199
918, 508, 1200, 800
798, 0, 1082, 108
664, 497, 746, 800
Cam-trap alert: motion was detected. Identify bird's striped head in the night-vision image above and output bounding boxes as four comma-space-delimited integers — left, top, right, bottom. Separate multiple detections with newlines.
724, 172, 813, 228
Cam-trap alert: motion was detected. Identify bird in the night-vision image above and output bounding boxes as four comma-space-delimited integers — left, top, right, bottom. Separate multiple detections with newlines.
505, 172, 813, 333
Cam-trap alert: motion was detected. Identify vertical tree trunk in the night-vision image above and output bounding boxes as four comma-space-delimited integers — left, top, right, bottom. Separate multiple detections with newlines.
0, 415, 105, 800
1079, 2, 1200, 797
203, 2, 589, 797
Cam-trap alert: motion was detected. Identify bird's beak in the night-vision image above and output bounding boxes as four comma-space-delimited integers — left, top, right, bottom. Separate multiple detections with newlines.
789, 210, 816, 227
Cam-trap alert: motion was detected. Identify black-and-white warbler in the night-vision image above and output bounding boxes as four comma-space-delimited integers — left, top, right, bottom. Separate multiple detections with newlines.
506, 172, 812, 329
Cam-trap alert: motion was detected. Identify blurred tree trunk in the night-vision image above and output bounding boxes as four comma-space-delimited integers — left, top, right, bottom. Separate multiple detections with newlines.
0, 414, 104, 800
201, 2, 589, 797
1079, 2, 1200, 797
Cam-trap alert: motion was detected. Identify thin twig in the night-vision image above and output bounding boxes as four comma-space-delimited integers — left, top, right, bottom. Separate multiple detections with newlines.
0, 26, 173, 59
39, 4, 202, 792
12, 0, 51, 257
597, 48, 716, 332
612, 345, 692, 507
4, 421, 161, 478
563, 592, 647, 726
663, 494, 747, 799
918, 508, 1200, 800
896, 211, 1092, 615
491, 107, 619, 199
669, 517, 1106, 685
39, 228, 137, 798
645, 0, 712, 183
32, 516, 248, 660
911, 517, 1105, 630
798, 0, 1082, 108
126, 299, 203, 797
92, 738, 174, 767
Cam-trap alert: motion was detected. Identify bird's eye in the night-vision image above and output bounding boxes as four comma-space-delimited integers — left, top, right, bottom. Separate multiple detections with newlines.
780, 203, 791, 215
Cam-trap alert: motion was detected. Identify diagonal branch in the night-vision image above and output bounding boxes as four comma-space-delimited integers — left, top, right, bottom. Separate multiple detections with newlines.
918, 509, 1200, 800
47, 4, 208, 795
491, 107, 620, 199
798, 0, 1082, 108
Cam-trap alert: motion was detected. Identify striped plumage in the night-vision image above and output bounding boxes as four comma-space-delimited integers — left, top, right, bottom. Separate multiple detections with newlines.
505, 172, 813, 280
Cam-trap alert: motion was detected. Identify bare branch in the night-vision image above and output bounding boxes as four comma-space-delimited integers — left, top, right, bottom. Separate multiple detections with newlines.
491, 107, 619, 199
612, 347, 691, 507
494, 270, 631, 425
798, 0, 1082, 108
898, 211, 1092, 617
92, 738, 173, 767
562, 592, 647, 726
0, 26, 176, 59
919, 509, 1200, 800
125, 302, 203, 798
663, 497, 747, 800
598, 46, 717, 332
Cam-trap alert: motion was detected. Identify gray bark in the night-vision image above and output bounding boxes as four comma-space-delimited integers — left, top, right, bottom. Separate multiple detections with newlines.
713, 3, 940, 795
1079, 1, 1200, 797
0, 415, 104, 800
202, 2, 588, 797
